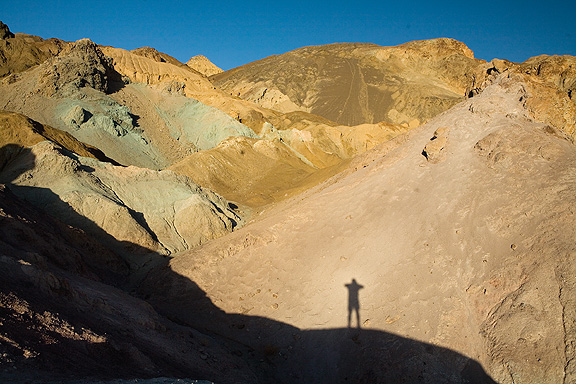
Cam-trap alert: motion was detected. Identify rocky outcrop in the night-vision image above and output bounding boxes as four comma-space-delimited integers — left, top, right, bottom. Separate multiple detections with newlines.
36, 38, 121, 96
520, 55, 576, 101
422, 126, 449, 163
187, 55, 223, 77
0, 21, 14, 40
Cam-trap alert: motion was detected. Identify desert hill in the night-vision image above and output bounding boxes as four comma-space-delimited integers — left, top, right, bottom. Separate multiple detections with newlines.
212, 39, 487, 127
0, 33, 410, 206
0, 22, 66, 78
144, 73, 576, 383
1, 19, 576, 384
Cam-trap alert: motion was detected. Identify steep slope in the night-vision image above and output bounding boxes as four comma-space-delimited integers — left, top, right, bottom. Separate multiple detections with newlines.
143, 73, 576, 383
0, 38, 261, 169
0, 111, 116, 165
0, 23, 66, 78
0, 185, 257, 384
212, 39, 487, 126
0, 141, 241, 267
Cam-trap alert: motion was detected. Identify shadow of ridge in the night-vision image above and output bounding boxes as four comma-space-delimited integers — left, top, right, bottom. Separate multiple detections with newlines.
0, 148, 258, 383
0, 144, 497, 383
142, 267, 499, 384
0, 144, 166, 273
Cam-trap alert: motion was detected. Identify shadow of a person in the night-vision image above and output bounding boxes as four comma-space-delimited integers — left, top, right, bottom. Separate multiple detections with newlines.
345, 278, 364, 328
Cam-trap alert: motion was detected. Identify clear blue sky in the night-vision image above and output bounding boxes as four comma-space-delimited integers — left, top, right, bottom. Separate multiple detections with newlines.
2, 0, 574, 70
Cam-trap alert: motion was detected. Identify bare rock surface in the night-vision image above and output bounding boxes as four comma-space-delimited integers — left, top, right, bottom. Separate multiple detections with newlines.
212, 39, 487, 126
186, 55, 223, 77
0, 141, 241, 266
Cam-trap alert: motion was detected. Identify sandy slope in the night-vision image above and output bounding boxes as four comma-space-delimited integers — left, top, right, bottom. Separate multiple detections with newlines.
143, 74, 576, 383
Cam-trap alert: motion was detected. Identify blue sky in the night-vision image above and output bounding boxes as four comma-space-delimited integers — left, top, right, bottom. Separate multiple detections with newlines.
2, 0, 574, 70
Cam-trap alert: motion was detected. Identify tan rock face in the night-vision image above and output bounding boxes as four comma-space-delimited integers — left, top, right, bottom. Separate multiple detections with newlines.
186, 55, 223, 77
0, 31, 66, 78
520, 55, 576, 100
212, 39, 487, 126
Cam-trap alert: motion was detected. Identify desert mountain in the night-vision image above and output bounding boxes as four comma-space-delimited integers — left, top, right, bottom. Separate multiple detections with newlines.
212, 39, 488, 127
0, 35, 409, 206
1, 19, 576, 384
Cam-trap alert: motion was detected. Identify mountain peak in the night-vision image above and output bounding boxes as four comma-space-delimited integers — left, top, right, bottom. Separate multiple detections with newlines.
186, 54, 223, 77
0, 21, 15, 39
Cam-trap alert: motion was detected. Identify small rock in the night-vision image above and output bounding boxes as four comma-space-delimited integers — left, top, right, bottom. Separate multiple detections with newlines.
422, 127, 450, 163
63, 105, 90, 129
